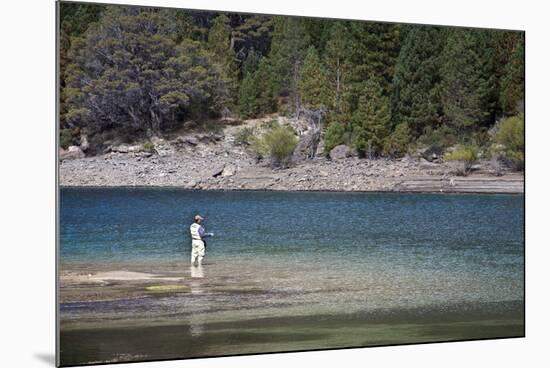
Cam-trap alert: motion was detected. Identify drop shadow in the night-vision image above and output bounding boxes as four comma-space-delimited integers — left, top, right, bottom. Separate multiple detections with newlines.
33, 352, 56, 366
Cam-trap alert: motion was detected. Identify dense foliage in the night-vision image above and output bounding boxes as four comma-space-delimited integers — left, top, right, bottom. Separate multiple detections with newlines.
60, 3, 524, 167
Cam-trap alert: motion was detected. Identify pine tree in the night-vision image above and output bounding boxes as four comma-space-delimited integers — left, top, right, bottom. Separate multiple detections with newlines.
352, 79, 392, 157
63, 7, 227, 135
208, 15, 238, 105
238, 72, 258, 118
59, 2, 105, 128
492, 31, 522, 114
500, 35, 525, 115
232, 15, 273, 58
392, 26, 446, 137
267, 17, 310, 110
241, 48, 261, 76
254, 57, 277, 115
345, 22, 400, 112
298, 46, 331, 110
303, 18, 332, 54
440, 29, 497, 134
324, 21, 350, 114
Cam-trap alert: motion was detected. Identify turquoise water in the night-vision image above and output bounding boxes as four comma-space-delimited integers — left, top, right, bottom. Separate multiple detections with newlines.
59, 188, 524, 365
61, 189, 523, 263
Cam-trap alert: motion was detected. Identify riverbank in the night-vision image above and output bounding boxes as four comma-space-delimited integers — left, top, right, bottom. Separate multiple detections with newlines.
59, 117, 524, 193
60, 153, 524, 193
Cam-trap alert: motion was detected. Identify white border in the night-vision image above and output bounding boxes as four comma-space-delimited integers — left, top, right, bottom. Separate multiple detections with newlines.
2, 0, 548, 367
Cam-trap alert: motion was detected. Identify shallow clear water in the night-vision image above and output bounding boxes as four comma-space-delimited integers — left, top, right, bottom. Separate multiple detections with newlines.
59, 188, 524, 365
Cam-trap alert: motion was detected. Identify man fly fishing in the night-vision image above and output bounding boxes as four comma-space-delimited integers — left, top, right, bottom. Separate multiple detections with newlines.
189, 214, 213, 266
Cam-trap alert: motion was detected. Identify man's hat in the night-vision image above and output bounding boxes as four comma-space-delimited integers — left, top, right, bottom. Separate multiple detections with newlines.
194, 214, 204, 221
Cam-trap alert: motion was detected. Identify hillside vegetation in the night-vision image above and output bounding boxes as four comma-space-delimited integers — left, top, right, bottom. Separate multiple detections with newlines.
60, 3, 524, 169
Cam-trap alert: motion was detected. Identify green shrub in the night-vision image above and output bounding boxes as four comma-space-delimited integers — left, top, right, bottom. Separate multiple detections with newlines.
60, 128, 78, 149
142, 141, 156, 153
383, 122, 411, 158
249, 136, 268, 160
323, 122, 345, 156
235, 126, 256, 146
493, 114, 524, 170
445, 144, 479, 175
251, 123, 298, 167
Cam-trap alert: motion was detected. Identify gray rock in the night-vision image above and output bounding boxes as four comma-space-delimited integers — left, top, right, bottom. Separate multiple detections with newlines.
59, 146, 85, 160
113, 145, 129, 153
293, 129, 321, 161
80, 135, 90, 152
330, 145, 352, 160
184, 137, 199, 146
221, 165, 236, 177
211, 164, 225, 178
421, 145, 443, 162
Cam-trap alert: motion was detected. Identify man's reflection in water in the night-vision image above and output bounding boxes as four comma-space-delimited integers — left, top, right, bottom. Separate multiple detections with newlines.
189, 264, 205, 336
190, 264, 204, 279
189, 313, 206, 337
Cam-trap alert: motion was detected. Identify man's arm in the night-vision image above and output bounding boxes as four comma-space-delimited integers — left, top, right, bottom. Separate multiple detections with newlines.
199, 226, 214, 238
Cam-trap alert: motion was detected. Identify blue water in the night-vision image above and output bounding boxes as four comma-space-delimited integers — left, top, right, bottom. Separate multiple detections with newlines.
60, 188, 523, 258
60, 188, 523, 309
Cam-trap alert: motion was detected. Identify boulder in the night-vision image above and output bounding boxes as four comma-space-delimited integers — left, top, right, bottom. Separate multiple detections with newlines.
329, 145, 352, 160
59, 146, 85, 160
421, 145, 444, 162
221, 165, 236, 177
211, 164, 225, 178
315, 139, 326, 158
79, 135, 90, 152
293, 129, 321, 161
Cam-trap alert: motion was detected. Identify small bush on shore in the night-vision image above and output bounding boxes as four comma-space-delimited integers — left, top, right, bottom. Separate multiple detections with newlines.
492, 114, 524, 170
251, 123, 298, 167
142, 141, 156, 153
445, 144, 479, 175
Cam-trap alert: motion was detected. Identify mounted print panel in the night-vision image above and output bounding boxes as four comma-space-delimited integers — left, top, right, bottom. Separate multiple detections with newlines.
57, 1, 525, 366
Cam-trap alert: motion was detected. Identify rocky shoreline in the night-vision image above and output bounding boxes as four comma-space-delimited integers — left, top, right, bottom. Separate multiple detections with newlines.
59, 118, 524, 194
